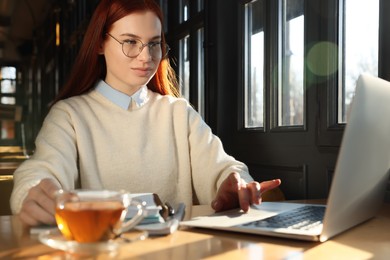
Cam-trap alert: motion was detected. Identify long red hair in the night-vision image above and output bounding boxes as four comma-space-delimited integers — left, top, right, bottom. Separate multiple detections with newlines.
52, 0, 179, 104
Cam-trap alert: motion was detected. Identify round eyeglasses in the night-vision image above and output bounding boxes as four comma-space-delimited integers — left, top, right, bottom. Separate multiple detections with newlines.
106, 33, 170, 59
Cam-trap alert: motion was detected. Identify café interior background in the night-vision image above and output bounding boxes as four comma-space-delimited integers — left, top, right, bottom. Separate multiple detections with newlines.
0, 0, 389, 216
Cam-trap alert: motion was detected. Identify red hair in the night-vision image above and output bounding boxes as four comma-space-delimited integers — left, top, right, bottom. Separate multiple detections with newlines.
52, 0, 179, 104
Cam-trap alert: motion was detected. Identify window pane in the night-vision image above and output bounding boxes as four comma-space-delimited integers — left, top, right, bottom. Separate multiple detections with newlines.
179, 35, 190, 100
158, 0, 169, 33
197, 0, 204, 11
339, 0, 379, 123
244, 0, 265, 128
1, 97, 16, 105
197, 28, 205, 117
1, 80, 16, 94
180, 0, 190, 22
278, 0, 304, 126
0, 67, 16, 79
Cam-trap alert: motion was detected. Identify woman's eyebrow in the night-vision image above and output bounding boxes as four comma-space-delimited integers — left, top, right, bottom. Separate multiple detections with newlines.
120, 33, 162, 41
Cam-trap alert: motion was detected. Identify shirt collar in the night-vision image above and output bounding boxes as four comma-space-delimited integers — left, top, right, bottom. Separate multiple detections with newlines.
95, 80, 149, 110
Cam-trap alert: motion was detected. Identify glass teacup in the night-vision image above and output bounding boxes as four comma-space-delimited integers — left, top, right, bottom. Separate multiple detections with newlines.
54, 189, 145, 243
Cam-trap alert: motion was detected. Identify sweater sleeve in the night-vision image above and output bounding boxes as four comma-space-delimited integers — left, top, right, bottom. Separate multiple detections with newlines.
10, 101, 79, 214
187, 105, 254, 205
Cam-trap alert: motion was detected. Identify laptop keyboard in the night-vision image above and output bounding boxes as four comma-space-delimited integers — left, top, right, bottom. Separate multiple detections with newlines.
242, 205, 325, 231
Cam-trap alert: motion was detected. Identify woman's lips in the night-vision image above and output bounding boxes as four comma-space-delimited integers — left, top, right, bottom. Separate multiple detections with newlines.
132, 67, 153, 77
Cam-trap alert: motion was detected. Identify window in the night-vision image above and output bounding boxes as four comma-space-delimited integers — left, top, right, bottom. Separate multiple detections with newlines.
167, 0, 205, 117
196, 28, 205, 116
278, 0, 304, 127
180, 0, 190, 22
179, 35, 190, 100
1, 67, 16, 105
0, 66, 19, 140
197, 0, 204, 11
338, 0, 379, 122
165, 0, 389, 202
243, 0, 304, 128
243, 0, 265, 128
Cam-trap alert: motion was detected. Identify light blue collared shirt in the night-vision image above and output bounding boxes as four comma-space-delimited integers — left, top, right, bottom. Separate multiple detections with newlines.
95, 80, 149, 110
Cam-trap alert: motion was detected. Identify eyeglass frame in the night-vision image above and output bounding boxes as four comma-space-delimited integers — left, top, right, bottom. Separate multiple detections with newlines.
106, 33, 170, 59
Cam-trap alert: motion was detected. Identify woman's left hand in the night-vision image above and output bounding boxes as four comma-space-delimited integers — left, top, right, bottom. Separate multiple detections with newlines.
211, 172, 281, 212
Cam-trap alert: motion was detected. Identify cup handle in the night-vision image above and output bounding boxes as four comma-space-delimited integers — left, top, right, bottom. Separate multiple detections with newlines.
114, 199, 145, 235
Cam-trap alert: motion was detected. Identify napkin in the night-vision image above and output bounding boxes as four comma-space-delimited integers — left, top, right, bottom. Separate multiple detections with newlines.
126, 193, 165, 225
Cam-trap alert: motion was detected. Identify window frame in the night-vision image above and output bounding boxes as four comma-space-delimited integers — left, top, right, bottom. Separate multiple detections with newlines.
164, 0, 205, 116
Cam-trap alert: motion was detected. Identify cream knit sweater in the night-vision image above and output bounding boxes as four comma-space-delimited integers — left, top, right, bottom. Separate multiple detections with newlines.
10, 87, 253, 214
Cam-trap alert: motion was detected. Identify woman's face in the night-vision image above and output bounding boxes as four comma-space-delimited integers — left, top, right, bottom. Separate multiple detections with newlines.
102, 11, 162, 95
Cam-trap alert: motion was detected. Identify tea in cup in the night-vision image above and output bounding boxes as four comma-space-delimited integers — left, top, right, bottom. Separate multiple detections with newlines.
54, 189, 145, 243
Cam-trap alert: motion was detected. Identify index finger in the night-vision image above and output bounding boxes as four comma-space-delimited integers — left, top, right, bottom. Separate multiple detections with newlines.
260, 179, 281, 194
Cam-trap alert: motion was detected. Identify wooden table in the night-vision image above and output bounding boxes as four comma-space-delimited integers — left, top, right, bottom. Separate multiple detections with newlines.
0, 203, 389, 259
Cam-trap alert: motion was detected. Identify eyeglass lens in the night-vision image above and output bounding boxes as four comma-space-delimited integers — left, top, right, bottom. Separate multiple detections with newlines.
122, 39, 169, 59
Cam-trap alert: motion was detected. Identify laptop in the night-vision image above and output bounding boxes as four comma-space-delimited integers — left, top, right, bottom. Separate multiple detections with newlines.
181, 73, 390, 242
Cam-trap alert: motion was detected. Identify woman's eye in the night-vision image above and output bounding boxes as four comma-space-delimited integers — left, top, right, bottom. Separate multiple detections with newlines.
149, 42, 161, 48
124, 39, 139, 45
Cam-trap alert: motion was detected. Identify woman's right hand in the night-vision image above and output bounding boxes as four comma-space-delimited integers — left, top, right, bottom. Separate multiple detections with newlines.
18, 178, 60, 226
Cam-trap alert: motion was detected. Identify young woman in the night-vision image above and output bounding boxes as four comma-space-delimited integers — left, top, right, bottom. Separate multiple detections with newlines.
10, 0, 281, 226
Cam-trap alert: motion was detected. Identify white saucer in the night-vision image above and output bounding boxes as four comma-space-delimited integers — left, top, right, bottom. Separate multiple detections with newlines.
38, 229, 147, 255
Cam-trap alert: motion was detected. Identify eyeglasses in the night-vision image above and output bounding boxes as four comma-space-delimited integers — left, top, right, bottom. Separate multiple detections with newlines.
106, 33, 170, 59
